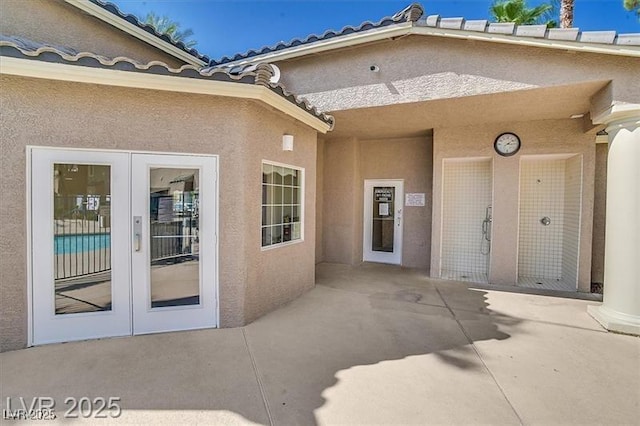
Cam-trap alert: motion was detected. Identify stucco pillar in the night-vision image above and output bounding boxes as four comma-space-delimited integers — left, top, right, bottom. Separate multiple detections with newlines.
588, 115, 640, 335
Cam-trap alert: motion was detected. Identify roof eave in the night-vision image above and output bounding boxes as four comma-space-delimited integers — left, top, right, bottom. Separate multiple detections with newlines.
220, 22, 414, 67
63, 0, 207, 67
0, 56, 331, 133
412, 26, 640, 58
220, 22, 640, 67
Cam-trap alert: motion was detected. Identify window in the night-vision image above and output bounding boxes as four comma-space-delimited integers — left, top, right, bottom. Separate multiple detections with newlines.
262, 161, 303, 248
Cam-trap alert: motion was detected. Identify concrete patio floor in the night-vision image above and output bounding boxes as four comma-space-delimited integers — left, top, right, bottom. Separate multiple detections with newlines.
2, 263, 638, 424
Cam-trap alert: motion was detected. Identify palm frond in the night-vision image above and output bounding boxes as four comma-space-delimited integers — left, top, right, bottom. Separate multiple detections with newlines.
140, 12, 198, 47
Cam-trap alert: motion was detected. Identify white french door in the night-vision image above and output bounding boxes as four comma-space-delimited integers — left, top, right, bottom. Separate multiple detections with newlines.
363, 179, 404, 265
131, 154, 217, 335
31, 149, 131, 344
30, 148, 218, 345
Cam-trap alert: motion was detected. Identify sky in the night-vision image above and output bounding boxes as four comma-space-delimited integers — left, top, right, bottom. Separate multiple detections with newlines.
109, 0, 640, 60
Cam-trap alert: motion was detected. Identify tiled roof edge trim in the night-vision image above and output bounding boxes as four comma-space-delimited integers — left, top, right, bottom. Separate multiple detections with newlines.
0, 41, 234, 79
210, 3, 424, 65
0, 41, 334, 128
419, 15, 640, 46
87, 0, 211, 63
269, 81, 334, 127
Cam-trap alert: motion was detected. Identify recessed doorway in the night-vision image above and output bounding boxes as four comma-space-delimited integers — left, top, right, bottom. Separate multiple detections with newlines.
363, 179, 404, 265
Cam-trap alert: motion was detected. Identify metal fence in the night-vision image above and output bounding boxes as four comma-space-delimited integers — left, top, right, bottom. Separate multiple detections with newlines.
54, 194, 198, 280
150, 218, 198, 263
149, 193, 199, 264
54, 195, 111, 280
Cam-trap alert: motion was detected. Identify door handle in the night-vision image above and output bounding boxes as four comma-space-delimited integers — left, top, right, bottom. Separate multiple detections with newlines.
133, 216, 142, 251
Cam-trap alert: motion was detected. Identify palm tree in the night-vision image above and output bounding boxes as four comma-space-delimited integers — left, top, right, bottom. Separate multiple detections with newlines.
560, 0, 574, 28
624, 0, 640, 19
141, 12, 197, 48
490, 0, 557, 27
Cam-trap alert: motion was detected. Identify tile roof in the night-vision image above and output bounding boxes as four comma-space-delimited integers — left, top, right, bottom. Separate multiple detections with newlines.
0, 35, 334, 128
87, 0, 211, 63
211, 2, 639, 65
419, 15, 640, 46
209, 3, 425, 66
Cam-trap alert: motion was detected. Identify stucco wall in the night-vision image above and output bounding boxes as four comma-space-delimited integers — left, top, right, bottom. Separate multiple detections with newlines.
321, 136, 433, 269
0, 0, 185, 68
276, 35, 639, 112
322, 137, 360, 264
0, 75, 318, 351
242, 102, 318, 324
358, 137, 433, 269
431, 119, 595, 292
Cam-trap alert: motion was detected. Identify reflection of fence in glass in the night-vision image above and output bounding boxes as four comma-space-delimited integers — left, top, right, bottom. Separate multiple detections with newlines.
150, 192, 199, 264
54, 195, 111, 280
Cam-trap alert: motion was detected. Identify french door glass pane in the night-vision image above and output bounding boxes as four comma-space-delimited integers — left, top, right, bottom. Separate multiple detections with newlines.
53, 164, 112, 314
372, 186, 394, 253
149, 168, 200, 308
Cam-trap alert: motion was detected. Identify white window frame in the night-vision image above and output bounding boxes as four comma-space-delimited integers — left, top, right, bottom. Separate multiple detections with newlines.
261, 160, 304, 250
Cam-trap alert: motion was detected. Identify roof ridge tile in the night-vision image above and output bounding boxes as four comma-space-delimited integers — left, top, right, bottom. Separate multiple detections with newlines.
514, 24, 547, 38
579, 30, 617, 44
546, 28, 580, 41
616, 33, 640, 45
487, 22, 516, 35
439, 17, 465, 30
420, 9, 638, 47
463, 19, 488, 32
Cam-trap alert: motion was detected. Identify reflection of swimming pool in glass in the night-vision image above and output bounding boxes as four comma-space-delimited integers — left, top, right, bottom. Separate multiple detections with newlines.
54, 234, 111, 254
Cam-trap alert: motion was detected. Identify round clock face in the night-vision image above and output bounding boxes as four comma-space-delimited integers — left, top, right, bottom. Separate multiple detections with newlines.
494, 132, 521, 156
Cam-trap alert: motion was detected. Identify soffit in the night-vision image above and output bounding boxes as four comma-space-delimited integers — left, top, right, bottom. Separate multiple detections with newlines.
327, 81, 607, 139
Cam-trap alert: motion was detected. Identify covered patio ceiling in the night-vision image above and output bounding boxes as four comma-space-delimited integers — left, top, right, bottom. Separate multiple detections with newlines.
324, 80, 608, 139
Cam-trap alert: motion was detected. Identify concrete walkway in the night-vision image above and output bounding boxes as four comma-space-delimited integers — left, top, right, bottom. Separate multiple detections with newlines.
2, 263, 638, 424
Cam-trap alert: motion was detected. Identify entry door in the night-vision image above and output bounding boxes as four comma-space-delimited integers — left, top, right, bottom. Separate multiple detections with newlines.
363, 180, 404, 264
31, 148, 132, 345
30, 148, 218, 345
131, 154, 218, 335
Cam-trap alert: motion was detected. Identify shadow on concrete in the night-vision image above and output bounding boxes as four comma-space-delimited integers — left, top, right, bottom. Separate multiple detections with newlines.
243, 262, 522, 424
1, 263, 521, 425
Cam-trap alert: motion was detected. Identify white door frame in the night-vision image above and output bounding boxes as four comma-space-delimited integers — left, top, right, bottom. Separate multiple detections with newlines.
27, 147, 219, 346
131, 153, 218, 335
363, 179, 404, 265
30, 147, 132, 345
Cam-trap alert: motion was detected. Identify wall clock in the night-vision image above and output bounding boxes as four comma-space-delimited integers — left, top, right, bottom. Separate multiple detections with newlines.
494, 132, 521, 157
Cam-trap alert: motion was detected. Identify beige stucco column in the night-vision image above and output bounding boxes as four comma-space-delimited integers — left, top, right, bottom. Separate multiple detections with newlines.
588, 113, 640, 335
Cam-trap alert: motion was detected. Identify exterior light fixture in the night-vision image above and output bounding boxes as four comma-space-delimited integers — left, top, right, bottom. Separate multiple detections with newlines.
282, 134, 294, 151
